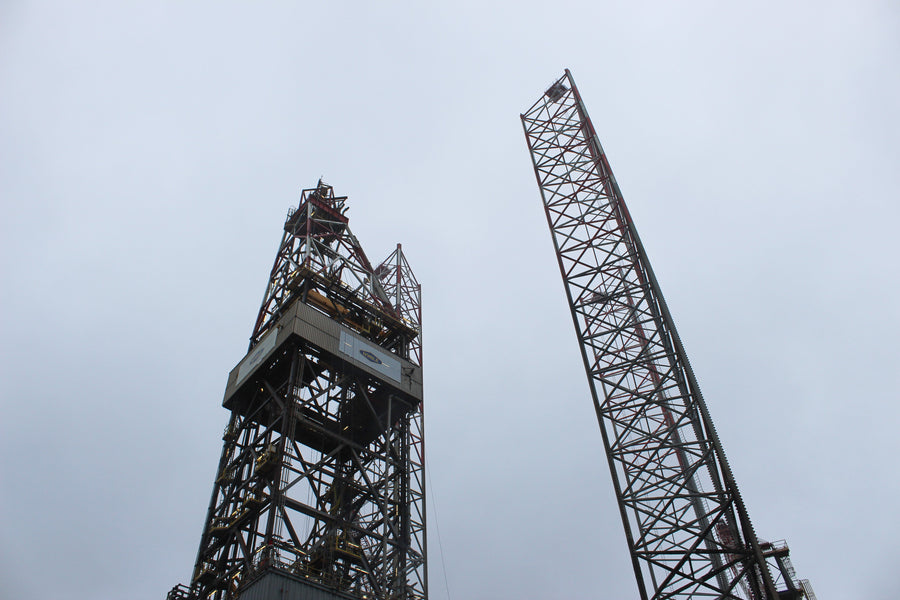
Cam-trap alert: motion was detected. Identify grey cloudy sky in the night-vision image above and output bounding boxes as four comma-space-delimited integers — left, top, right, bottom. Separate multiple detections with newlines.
1, 2, 898, 599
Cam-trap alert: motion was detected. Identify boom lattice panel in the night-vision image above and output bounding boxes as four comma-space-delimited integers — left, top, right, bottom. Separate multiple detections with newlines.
522, 71, 808, 600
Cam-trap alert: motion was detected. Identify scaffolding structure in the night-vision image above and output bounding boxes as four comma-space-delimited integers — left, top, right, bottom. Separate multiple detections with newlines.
168, 181, 426, 600
522, 70, 813, 600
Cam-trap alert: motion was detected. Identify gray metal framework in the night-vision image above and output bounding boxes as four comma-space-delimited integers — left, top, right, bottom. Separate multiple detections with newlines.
168, 181, 425, 600
522, 71, 811, 600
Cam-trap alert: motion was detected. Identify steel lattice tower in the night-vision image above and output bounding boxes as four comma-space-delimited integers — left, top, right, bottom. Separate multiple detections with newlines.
522, 71, 814, 600
168, 181, 426, 600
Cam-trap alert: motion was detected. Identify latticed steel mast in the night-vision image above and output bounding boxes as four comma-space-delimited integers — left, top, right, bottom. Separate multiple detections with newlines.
521, 71, 812, 600
168, 181, 426, 600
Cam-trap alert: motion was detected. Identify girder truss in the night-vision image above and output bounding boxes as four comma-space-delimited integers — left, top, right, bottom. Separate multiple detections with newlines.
191, 344, 425, 600
522, 71, 786, 600
251, 182, 415, 360
376, 245, 422, 366
172, 182, 425, 600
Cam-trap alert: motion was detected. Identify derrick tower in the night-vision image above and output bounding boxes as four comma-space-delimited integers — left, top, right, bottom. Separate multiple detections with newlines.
521, 71, 815, 600
168, 181, 426, 600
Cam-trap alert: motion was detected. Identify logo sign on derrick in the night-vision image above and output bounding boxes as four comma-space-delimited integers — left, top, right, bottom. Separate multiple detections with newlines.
359, 349, 383, 365
339, 331, 401, 383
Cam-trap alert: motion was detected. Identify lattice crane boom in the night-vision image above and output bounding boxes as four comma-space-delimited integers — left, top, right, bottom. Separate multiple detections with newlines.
521, 70, 813, 600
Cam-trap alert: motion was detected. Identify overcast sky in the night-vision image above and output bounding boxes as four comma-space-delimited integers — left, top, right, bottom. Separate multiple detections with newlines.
1, 2, 898, 599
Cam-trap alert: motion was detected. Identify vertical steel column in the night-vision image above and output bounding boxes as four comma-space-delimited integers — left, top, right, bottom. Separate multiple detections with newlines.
376, 244, 426, 598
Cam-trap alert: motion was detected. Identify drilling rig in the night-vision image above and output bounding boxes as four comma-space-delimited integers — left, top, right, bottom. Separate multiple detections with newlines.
167, 181, 426, 600
521, 70, 816, 600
